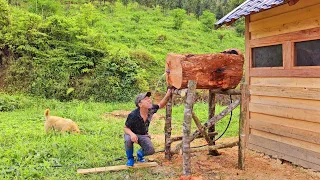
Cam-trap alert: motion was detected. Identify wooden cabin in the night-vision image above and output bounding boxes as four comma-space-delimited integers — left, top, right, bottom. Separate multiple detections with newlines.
216, 0, 320, 171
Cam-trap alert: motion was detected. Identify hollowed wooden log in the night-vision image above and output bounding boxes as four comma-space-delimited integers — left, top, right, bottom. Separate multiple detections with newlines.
165, 49, 244, 89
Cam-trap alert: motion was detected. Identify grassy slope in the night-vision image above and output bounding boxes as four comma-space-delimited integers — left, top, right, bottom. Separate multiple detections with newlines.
0, 94, 239, 179
66, 2, 245, 84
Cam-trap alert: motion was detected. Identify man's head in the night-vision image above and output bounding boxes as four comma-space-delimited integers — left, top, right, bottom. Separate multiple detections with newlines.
135, 92, 152, 109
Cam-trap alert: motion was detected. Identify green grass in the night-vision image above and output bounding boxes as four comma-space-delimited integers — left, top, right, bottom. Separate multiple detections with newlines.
0, 93, 239, 179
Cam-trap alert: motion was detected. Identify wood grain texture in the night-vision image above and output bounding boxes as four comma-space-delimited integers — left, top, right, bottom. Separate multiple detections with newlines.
250, 0, 320, 22
165, 49, 244, 89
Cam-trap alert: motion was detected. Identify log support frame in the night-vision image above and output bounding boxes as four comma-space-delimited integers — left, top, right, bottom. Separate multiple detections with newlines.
164, 82, 248, 175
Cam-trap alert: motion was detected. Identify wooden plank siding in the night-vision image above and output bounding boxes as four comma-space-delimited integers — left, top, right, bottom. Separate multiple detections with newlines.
249, 1, 320, 40
247, 78, 320, 170
244, 0, 320, 171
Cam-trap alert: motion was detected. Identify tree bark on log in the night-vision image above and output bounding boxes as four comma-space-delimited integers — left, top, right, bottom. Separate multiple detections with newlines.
165, 92, 173, 160
165, 49, 244, 89
239, 83, 248, 170
190, 141, 238, 153
182, 80, 197, 176
173, 99, 240, 154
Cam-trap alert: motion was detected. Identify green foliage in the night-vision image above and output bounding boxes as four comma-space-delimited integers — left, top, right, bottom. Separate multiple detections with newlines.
215, 4, 224, 20
235, 23, 245, 36
200, 10, 216, 32
1, 2, 244, 102
28, 0, 63, 18
0, 93, 30, 111
171, 8, 186, 29
0, 0, 10, 27
131, 13, 141, 23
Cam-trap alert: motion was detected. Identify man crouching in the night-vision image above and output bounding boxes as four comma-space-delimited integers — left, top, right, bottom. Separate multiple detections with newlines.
124, 89, 172, 166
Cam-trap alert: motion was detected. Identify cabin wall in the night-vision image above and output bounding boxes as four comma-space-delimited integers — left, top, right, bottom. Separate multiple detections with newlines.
245, 0, 320, 170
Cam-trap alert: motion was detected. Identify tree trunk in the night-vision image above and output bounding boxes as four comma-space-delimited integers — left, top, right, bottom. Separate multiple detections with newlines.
165, 49, 244, 89
165, 92, 173, 160
182, 80, 197, 176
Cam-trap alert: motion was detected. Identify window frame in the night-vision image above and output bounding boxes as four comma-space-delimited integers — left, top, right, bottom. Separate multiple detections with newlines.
292, 39, 320, 69
250, 43, 284, 69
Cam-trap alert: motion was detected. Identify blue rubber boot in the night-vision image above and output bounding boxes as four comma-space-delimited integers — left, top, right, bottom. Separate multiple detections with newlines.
137, 149, 145, 163
126, 148, 134, 167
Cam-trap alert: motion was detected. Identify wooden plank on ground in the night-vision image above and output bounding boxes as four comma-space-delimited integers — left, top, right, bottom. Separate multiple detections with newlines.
77, 162, 158, 174
251, 129, 320, 153
250, 77, 320, 88
248, 143, 320, 171
249, 103, 320, 124
250, 85, 320, 100
250, 0, 320, 22
250, 112, 320, 133
250, 117, 320, 144
249, 135, 320, 165
250, 95, 320, 111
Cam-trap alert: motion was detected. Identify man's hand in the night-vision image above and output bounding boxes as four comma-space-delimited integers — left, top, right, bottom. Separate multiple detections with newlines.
131, 133, 138, 143
158, 87, 175, 109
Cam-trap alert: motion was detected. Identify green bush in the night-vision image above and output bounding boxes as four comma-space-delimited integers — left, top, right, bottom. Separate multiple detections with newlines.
28, 0, 63, 18
200, 10, 216, 32
0, 93, 29, 111
172, 8, 186, 29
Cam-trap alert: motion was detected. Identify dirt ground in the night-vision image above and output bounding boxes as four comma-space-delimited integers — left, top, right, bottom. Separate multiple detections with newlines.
107, 110, 320, 180
149, 136, 320, 180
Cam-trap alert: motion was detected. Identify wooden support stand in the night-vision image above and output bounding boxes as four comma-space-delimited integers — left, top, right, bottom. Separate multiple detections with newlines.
208, 89, 219, 156
163, 83, 247, 175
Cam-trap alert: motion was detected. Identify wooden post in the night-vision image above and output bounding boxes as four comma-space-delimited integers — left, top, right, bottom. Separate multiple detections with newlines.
238, 83, 248, 170
208, 90, 219, 156
182, 80, 197, 176
170, 132, 218, 143
192, 112, 212, 144
190, 141, 238, 153
173, 99, 240, 154
165, 92, 173, 160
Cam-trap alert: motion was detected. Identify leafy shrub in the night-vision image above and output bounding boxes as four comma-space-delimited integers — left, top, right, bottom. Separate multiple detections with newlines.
131, 13, 141, 23
172, 8, 186, 29
0, 93, 29, 111
200, 10, 216, 32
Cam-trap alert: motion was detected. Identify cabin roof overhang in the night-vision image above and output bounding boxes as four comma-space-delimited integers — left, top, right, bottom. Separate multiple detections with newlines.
215, 0, 299, 29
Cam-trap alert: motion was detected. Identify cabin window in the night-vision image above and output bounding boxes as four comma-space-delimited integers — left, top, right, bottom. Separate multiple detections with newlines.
252, 44, 283, 67
294, 39, 320, 66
